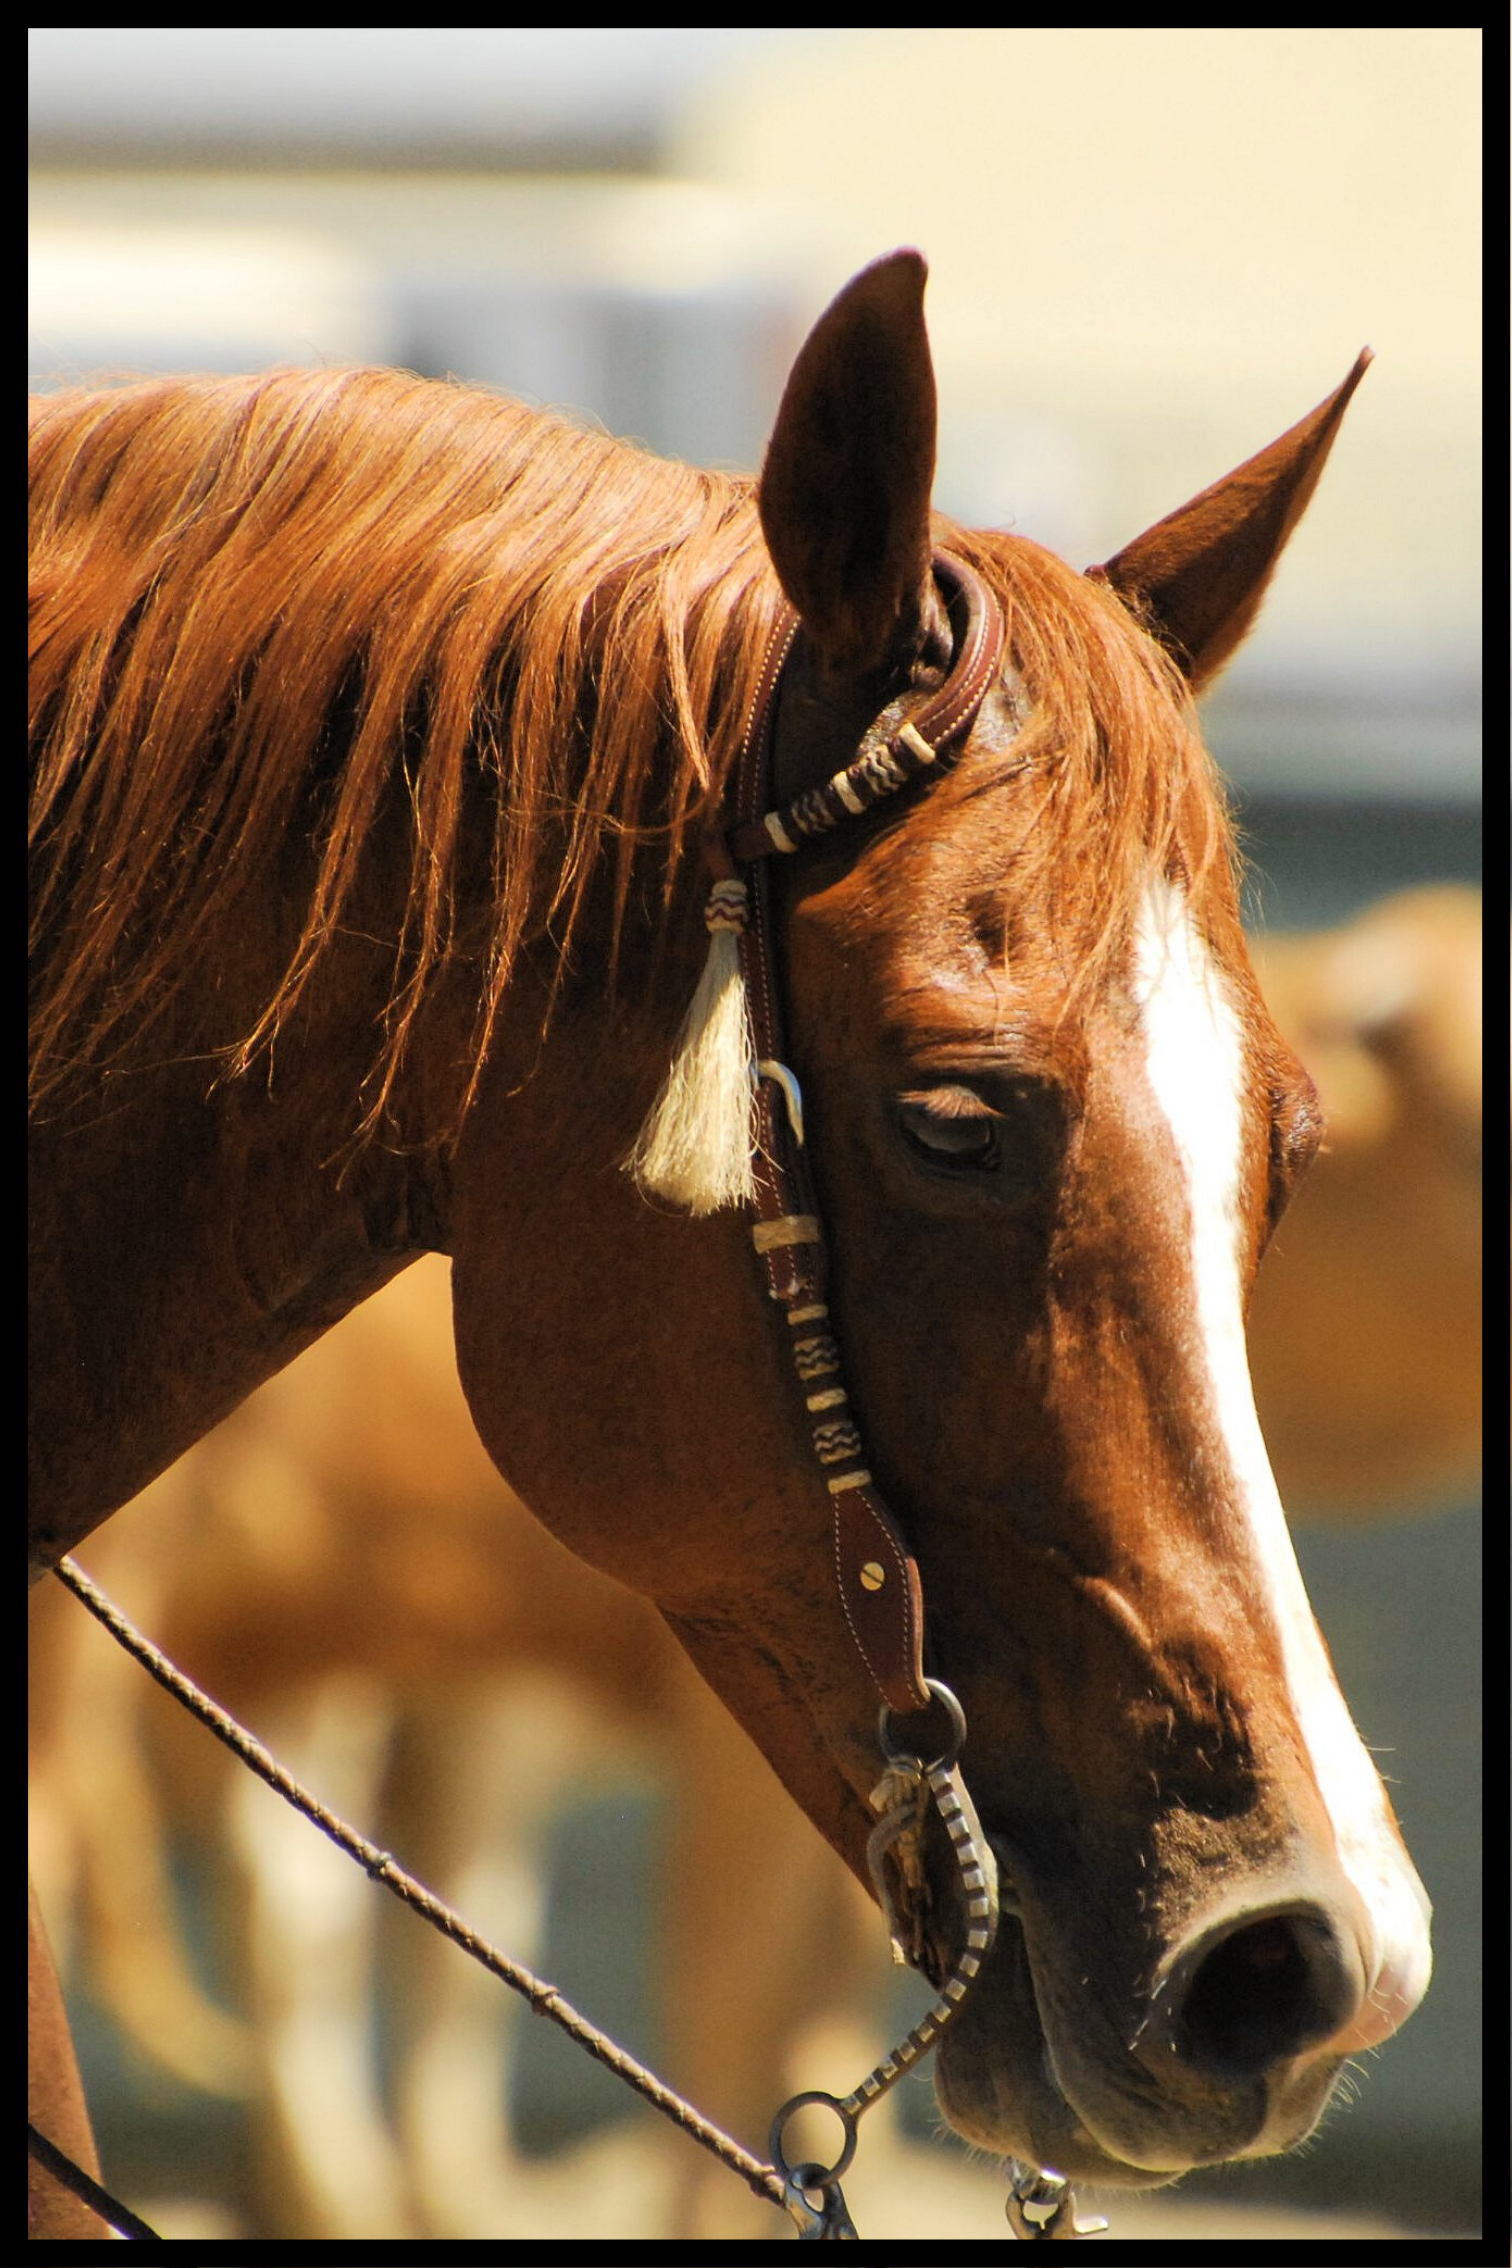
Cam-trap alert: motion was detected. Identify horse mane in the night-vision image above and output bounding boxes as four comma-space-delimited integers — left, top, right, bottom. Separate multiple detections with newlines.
29, 367, 784, 1137
942, 525, 1235, 990
29, 367, 1231, 1150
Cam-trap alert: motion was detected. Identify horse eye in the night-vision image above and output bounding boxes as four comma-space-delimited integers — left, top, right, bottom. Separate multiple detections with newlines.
898, 1087, 1001, 1171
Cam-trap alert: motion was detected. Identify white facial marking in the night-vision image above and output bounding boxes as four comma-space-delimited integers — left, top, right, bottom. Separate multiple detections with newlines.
1133, 877, 1431, 2034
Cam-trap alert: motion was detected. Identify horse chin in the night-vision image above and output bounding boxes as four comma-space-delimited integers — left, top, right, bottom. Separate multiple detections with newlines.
932, 1913, 1183, 2189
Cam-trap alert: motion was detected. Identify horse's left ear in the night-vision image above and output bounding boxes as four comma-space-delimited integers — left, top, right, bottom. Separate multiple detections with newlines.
1091, 351, 1373, 691
759, 250, 945, 679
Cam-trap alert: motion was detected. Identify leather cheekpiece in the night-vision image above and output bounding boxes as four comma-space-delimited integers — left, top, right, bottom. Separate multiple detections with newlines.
717, 551, 1007, 1716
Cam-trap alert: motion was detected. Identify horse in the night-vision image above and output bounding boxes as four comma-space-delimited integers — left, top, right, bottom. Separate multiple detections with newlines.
34, 873, 1484, 2228
30, 249, 1432, 2237
30, 886, 1479, 2235
1248, 885, 1482, 1515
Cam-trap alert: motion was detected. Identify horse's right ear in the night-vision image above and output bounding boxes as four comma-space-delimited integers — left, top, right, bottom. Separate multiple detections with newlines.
759, 251, 943, 679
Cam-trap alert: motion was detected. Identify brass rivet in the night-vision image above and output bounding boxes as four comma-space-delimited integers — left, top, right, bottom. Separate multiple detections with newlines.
859, 1562, 886, 1592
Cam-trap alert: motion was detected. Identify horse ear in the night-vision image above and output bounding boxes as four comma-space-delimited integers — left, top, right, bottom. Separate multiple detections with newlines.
1091, 351, 1373, 691
759, 251, 942, 678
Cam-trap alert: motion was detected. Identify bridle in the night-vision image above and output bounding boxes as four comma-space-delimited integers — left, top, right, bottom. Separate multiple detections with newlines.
34, 553, 1108, 2239
720, 545, 1005, 1719
709, 551, 1106, 2235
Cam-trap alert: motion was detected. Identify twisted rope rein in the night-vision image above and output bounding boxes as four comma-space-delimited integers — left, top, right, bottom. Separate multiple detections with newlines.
46, 1553, 790, 2229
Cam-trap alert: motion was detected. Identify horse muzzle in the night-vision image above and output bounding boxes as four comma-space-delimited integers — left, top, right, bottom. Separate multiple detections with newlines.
934, 1828, 1428, 2184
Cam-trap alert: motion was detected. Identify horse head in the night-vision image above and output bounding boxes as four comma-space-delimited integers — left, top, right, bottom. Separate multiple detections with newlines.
28, 249, 1435, 2225
446, 252, 1431, 2186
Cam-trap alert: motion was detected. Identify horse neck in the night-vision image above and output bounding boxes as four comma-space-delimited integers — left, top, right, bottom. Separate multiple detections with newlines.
28, 627, 705, 1574
27, 920, 464, 1573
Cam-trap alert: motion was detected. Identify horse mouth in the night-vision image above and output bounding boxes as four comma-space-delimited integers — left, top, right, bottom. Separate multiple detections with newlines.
886, 1807, 1174, 2183
933, 1905, 1185, 2187
932, 1885, 1348, 2186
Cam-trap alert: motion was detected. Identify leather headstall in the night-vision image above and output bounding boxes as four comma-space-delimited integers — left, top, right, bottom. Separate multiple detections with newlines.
715, 549, 1007, 1716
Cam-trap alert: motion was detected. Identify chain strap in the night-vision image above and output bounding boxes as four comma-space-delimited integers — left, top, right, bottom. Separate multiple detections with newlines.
769, 1681, 1000, 2237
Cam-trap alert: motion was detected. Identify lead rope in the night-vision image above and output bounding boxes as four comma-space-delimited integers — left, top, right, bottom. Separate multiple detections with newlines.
40, 1557, 1102, 2241
44, 1554, 791, 2234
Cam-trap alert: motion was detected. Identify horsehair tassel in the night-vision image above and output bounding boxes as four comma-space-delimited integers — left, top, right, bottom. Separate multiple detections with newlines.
626, 862, 758, 1215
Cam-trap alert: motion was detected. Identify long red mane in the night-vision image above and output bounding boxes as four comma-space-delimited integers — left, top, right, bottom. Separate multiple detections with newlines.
29, 369, 786, 1133
29, 368, 1231, 1143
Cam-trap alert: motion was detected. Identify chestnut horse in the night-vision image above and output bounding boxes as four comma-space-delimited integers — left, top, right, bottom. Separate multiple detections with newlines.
30, 252, 1431, 2234
29, 886, 1478, 2234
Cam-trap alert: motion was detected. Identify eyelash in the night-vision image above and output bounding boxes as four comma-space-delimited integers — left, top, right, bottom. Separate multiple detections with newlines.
897, 1087, 1002, 1170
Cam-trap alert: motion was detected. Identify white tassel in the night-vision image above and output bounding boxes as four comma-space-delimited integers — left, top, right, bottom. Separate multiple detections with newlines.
626, 878, 758, 1215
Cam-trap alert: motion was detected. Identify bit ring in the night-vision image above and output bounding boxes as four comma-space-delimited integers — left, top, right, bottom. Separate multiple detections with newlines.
769, 2089, 858, 2190
878, 1676, 967, 1772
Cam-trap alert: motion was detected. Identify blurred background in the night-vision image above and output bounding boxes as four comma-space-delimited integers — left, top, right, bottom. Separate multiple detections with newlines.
29, 27, 1481, 2243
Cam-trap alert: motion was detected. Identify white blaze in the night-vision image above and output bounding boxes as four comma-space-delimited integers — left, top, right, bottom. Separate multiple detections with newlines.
1133, 877, 1431, 2040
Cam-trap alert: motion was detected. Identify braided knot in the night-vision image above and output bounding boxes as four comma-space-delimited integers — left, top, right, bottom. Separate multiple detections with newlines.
703, 877, 749, 934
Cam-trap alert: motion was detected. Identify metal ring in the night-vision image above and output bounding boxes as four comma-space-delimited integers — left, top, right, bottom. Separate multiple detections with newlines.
769, 2089, 858, 2190
754, 1058, 805, 1146
877, 1676, 967, 1772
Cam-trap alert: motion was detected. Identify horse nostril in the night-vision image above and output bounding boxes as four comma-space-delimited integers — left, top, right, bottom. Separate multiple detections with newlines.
1174, 1908, 1360, 2083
